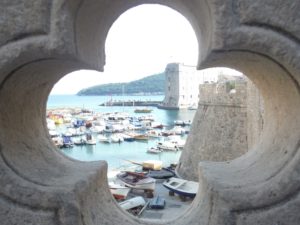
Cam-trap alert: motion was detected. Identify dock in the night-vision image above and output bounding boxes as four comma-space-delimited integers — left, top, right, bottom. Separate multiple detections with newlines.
99, 100, 162, 107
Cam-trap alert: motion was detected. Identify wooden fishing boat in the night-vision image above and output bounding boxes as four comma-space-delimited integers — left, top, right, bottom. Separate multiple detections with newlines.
133, 134, 149, 141
117, 171, 156, 191
109, 182, 131, 200
163, 177, 198, 198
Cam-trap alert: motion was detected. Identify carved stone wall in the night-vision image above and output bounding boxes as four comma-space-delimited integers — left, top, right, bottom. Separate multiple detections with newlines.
1, 0, 299, 225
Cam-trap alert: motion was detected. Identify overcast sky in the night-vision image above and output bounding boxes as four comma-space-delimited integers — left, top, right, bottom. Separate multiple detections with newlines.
50, 4, 240, 95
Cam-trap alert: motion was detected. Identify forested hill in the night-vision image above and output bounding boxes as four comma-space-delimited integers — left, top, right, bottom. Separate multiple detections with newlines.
77, 73, 165, 96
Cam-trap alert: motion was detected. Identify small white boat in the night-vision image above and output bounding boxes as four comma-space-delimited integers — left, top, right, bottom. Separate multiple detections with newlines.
98, 134, 110, 143
166, 135, 186, 149
86, 139, 96, 145
119, 133, 135, 142
73, 137, 87, 145
157, 141, 179, 151
174, 120, 192, 127
117, 171, 156, 191
119, 196, 146, 210
86, 133, 96, 145
163, 177, 199, 198
146, 130, 161, 138
146, 147, 163, 154
109, 182, 131, 200
111, 134, 124, 143
170, 126, 186, 135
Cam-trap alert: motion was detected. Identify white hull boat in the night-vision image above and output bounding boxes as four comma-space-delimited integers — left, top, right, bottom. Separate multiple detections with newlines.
163, 177, 199, 198
117, 171, 156, 191
109, 182, 131, 200
111, 134, 124, 143
157, 141, 179, 151
98, 134, 110, 143
146, 147, 163, 154
86, 133, 96, 145
119, 196, 146, 210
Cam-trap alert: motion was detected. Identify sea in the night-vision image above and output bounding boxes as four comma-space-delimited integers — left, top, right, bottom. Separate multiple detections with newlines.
47, 95, 196, 171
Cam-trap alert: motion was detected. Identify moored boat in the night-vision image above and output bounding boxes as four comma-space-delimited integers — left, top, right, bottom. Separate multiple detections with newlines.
109, 182, 131, 200
146, 130, 161, 138
120, 133, 135, 142
119, 196, 146, 210
148, 195, 166, 209
146, 147, 163, 154
73, 138, 87, 145
134, 108, 152, 113
117, 171, 156, 191
98, 134, 110, 143
62, 136, 74, 148
111, 134, 124, 143
157, 141, 179, 151
163, 177, 198, 198
147, 168, 175, 179
134, 134, 149, 141
86, 133, 96, 145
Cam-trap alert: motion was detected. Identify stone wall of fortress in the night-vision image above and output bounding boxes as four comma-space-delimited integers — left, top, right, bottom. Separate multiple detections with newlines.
177, 78, 263, 181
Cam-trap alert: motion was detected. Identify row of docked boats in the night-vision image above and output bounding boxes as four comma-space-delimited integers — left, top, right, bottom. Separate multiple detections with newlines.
108, 163, 199, 214
47, 108, 191, 149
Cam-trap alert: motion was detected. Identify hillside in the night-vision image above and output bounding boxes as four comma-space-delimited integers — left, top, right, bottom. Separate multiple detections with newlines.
77, 73, 165, 96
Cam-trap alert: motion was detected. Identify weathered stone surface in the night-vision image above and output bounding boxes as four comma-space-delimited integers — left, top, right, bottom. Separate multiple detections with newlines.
0, 0, 51, 46
0, 0, 299, 224
178, 81, 249, 181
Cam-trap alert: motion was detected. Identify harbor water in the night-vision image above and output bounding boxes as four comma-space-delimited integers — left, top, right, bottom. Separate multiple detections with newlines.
47, 95, 196, 171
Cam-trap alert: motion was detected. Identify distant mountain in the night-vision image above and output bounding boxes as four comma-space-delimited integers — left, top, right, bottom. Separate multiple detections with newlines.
77, 73, 165, 96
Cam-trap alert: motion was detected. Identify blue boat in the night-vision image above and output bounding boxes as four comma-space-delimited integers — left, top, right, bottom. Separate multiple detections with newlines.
62, 136, 74, 148
148, 195, 165, 209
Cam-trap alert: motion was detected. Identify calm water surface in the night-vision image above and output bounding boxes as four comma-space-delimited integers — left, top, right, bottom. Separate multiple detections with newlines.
47, 95, 196, 171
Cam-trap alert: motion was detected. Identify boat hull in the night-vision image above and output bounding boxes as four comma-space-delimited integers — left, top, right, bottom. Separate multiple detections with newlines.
163, 177, 198, 198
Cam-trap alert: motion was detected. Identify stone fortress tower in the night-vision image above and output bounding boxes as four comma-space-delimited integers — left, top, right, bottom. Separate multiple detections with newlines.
160, 63, 218, 109
177, 76, 261, 181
